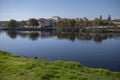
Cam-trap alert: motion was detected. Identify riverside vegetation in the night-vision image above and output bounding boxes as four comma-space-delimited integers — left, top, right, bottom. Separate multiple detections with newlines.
0, 50, 120, 80
0, 15, 117, 29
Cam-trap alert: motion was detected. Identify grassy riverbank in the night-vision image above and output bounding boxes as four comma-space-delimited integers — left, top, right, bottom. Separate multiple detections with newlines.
0, 51, 120, 80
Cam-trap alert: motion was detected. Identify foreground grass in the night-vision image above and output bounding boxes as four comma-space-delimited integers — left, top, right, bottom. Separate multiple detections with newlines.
0, 51, 120, 80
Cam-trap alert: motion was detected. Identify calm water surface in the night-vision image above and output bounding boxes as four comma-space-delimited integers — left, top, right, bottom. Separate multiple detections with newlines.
0, 30, 120, 71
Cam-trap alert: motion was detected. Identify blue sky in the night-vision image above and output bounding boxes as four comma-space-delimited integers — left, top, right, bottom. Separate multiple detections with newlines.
0, 0, 120, 21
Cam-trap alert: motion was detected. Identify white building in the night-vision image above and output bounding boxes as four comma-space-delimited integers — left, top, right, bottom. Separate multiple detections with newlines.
112, 20, 120, 25
38, 18, 54, 28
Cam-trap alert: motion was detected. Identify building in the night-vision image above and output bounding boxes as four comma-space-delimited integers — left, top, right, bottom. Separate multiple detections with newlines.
38, 18, 55, 28
0, 21, 8, 27
112, 19, 120, 26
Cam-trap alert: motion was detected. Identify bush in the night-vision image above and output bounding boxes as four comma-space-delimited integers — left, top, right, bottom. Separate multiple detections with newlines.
40, 72, 55, 80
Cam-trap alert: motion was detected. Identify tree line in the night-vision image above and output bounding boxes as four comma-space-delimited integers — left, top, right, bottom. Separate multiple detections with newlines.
6, 18, 39, 28
2, 15, 114, 29
57, 15, 114, 28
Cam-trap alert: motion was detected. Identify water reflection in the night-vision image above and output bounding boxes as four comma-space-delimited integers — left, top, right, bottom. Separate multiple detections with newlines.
1, 30, 120, 43
6, 31, 17, 39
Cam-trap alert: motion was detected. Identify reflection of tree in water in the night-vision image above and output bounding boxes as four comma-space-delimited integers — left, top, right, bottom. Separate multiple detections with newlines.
57, 32, 120, 43
40, 31, 54, 38
57, 32, 76, 41
93, 34, 103, 43
3, 30, 120, 43
77, 33, 92, 41
101, 34, 108, 40
77, 32, 108, 43
28, 32, 39, 41
18, 32, 28, 38
6, 31, 17, 39
0, 30, 2, 34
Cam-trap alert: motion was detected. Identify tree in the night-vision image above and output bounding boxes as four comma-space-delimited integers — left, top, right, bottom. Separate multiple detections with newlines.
20, 21, 27, 27
75, 18, 80, 27
83, 17, 89, 27
79, 18, 84, 27
107, 15, 111, 21
7, 19, 18, 28
28, 32, 39, 41
100, 15, 102, 20
92, 18, 101, 27
28, 18, 39, 27
6, 31, 17, 39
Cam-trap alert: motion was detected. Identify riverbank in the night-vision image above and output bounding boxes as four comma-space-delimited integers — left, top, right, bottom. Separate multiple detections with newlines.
0, 50, 120, 80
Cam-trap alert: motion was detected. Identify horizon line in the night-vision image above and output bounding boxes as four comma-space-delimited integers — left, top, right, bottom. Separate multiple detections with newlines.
0, 16, 120, 21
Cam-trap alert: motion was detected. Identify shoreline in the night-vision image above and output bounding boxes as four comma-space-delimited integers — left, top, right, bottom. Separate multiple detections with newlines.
0, 50, 120, 80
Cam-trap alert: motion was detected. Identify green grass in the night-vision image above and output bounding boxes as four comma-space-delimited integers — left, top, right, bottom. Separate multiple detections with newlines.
0, 50, 120, 80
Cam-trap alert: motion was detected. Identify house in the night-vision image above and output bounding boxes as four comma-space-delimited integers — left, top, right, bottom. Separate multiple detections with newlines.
0, 21, 7, 27
112, 19, 120, 27
38, 18, 55, 28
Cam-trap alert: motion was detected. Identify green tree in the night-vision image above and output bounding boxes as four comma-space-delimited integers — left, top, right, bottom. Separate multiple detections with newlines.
20, 20, 27, 27
79, 18, 84, 27
28, 18, 39, 27
75, 18, 80, 27
83, 17, 90, 27
92, 18, 101, 27
7, 19, 18, 28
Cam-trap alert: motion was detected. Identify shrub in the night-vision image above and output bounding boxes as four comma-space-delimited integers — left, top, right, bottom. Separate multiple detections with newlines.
40, 72, 55, 80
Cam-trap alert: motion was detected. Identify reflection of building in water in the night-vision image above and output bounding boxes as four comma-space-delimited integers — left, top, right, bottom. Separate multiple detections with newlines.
40, 31, 56, 38
17, 31, 57, 39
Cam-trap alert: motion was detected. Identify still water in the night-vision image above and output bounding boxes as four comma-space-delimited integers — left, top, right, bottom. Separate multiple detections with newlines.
0, 30, 120, 71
